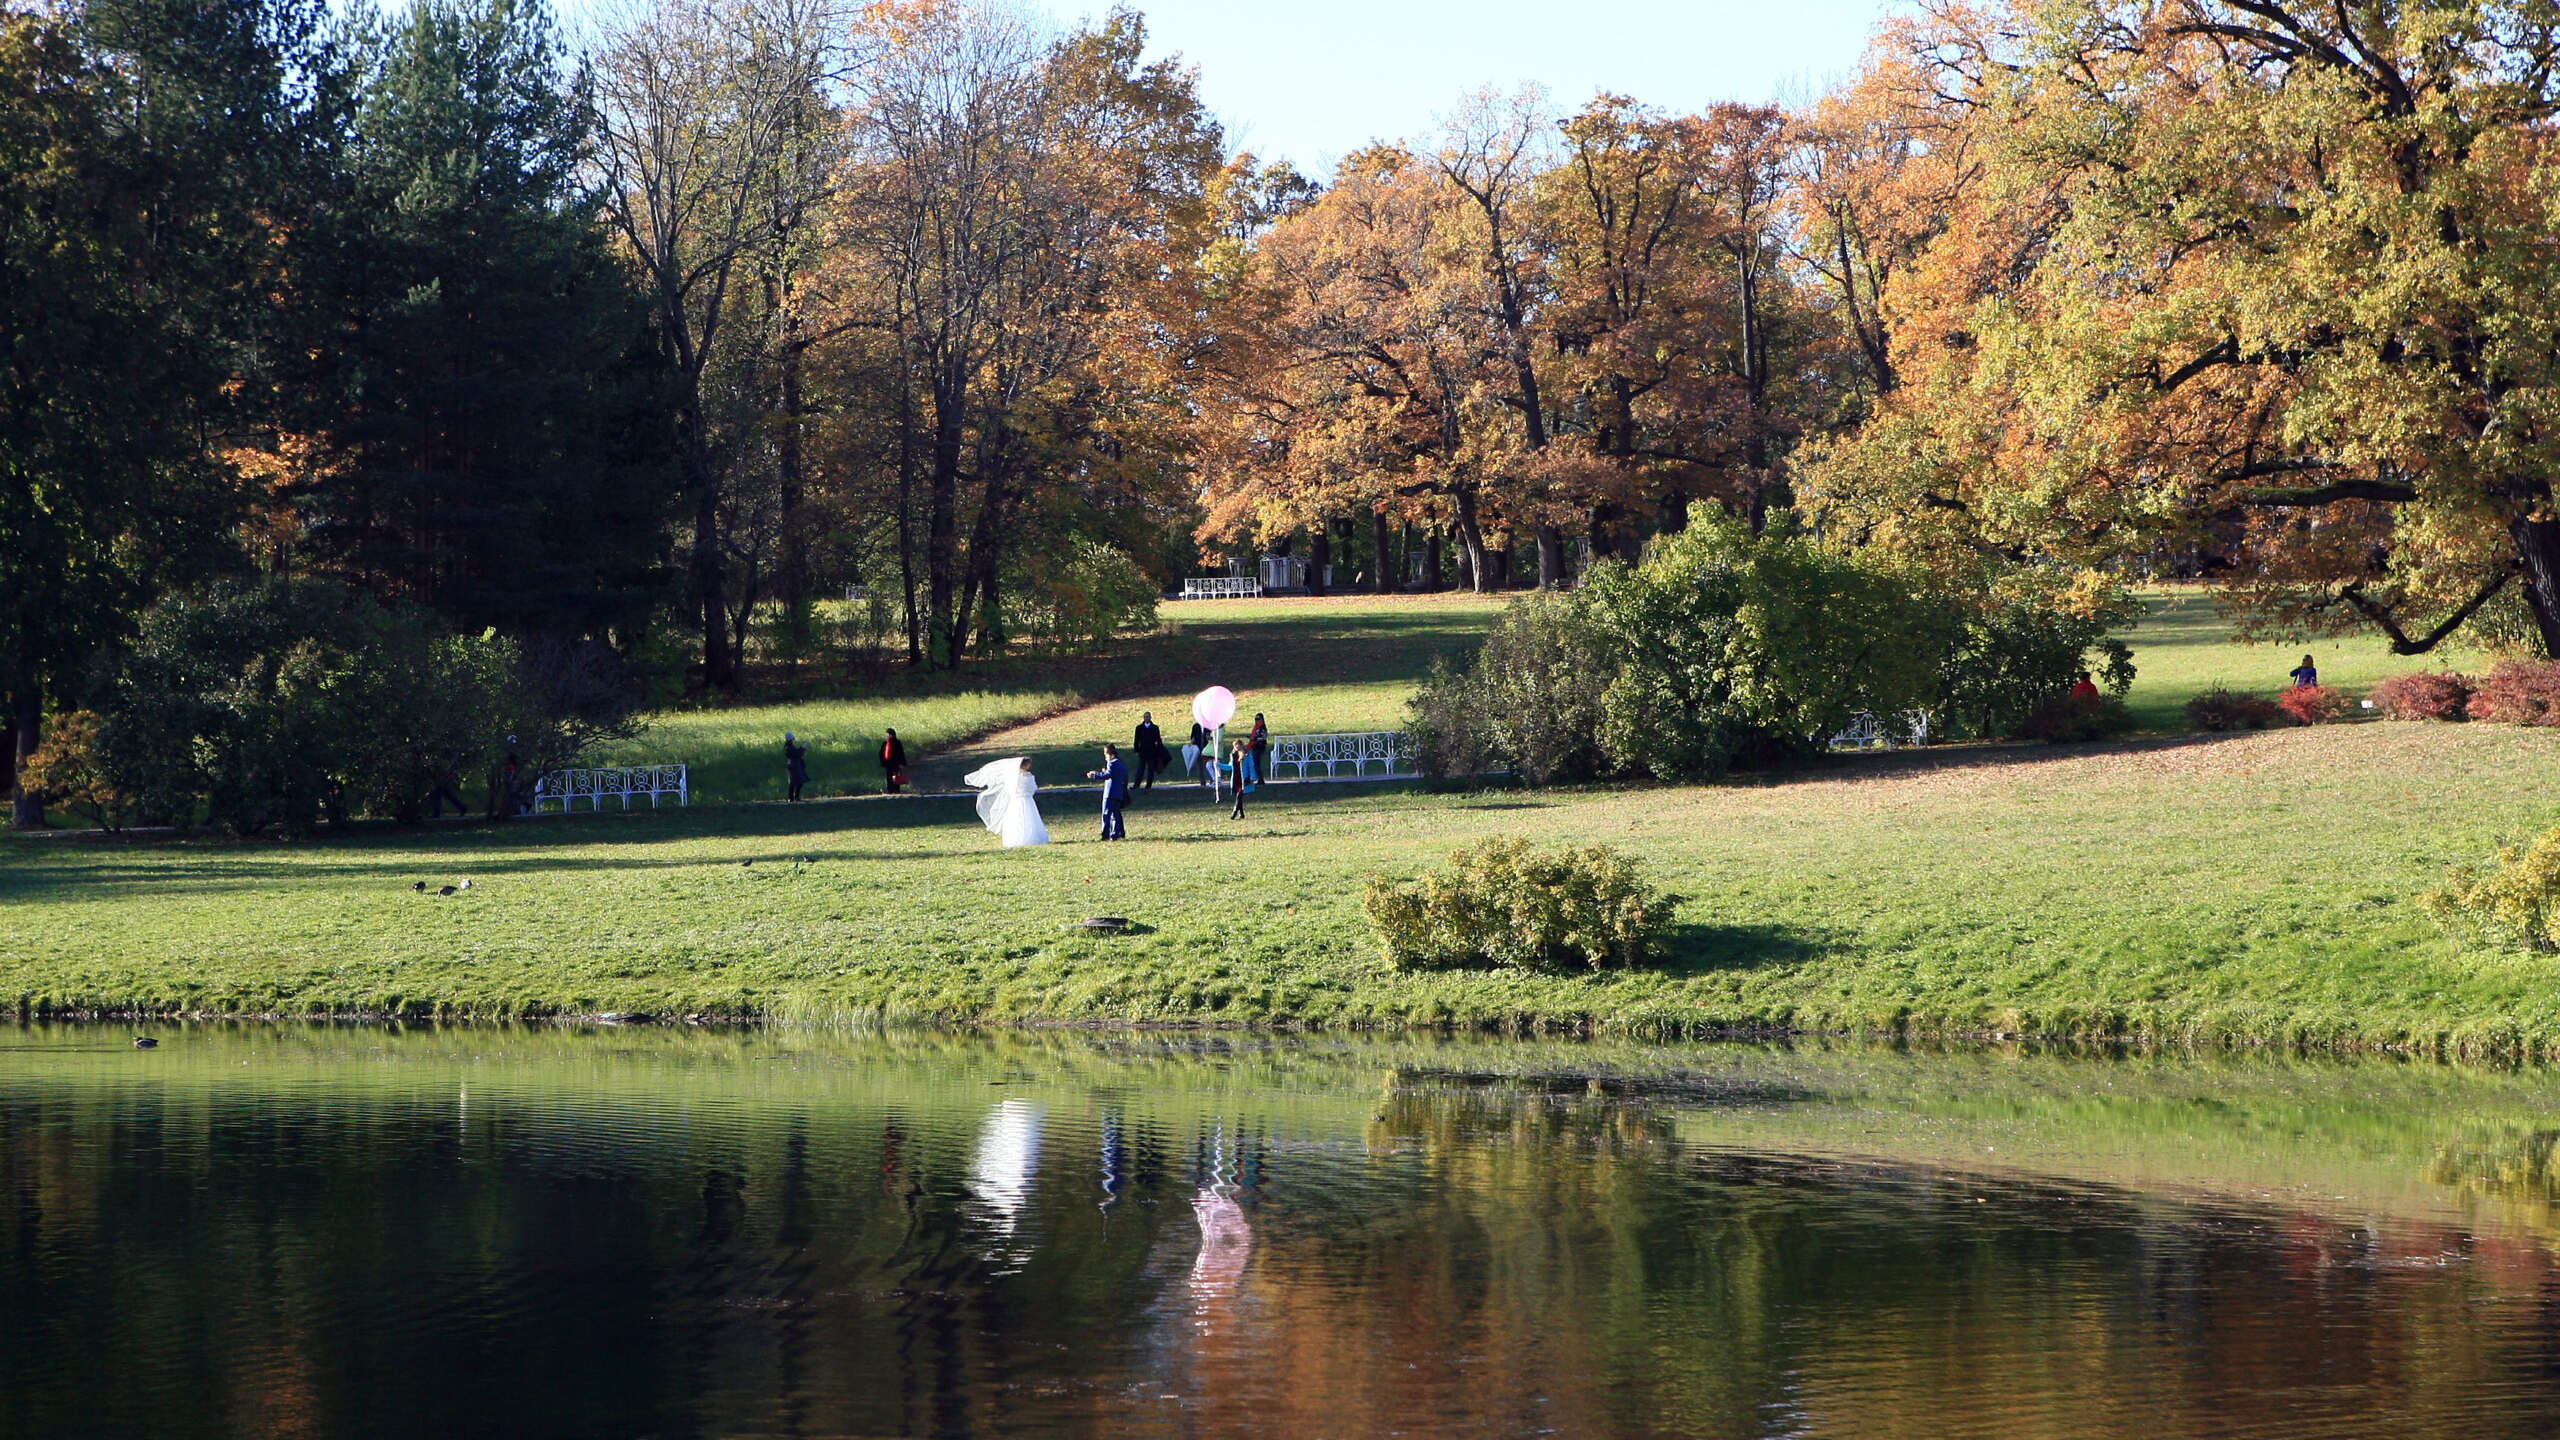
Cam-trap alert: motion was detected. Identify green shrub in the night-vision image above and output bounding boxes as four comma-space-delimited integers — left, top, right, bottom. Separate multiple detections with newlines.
1012, 541, 1160, 655
1579, 510, 1940, 779
1927, 571, 2139, 739
90, 580, 632, 834
2014, 693, 2137, 743
1360, 835, 1676, 972
1405, 592, 1611, 783
2422, 828, 2560, 950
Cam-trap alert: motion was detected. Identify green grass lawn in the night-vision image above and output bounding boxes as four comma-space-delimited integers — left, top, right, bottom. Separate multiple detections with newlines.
598, 593, 1502, 802
7, 716, 2558, 1054
7, 587, 2555, 1052
2115, 587, 2488, 729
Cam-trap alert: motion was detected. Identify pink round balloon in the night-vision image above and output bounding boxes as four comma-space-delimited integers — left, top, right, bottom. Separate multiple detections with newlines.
1192, 685, 1238, 730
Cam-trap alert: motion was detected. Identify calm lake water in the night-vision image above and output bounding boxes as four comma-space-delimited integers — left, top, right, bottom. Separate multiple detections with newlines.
6, 1026, 2560, 1439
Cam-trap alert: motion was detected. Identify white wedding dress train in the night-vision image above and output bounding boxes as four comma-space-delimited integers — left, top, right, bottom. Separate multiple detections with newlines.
963, 758, 1051, 848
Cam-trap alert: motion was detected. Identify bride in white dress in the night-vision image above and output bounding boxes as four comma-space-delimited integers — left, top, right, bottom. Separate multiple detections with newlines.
963, 757, 1050, 847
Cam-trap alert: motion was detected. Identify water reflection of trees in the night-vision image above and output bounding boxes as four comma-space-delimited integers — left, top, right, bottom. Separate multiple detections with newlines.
6, 1059, 2560, 1438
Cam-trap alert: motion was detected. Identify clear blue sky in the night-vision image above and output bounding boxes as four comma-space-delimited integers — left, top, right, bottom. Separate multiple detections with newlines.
1102, 0, 1901, 173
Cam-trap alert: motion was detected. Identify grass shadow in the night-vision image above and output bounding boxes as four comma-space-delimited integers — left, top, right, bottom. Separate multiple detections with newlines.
1656, 920, 1833, 976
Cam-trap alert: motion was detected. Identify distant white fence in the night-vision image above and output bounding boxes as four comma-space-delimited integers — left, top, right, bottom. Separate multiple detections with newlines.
1266, 731, 1415, 782
530, 764, 689, 813
1827, 711, 1932, 752
1180, 576, 1262, 600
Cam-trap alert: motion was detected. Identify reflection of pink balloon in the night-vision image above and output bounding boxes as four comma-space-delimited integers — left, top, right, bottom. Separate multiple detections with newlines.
1193, 686, 1237, 730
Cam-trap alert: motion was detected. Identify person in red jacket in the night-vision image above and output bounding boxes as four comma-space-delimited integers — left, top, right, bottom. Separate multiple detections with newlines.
879, 729, 909, 793
2069, 671, 2099, 702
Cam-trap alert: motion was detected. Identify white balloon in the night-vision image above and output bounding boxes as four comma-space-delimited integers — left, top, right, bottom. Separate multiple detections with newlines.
1192, 685, 1237, 730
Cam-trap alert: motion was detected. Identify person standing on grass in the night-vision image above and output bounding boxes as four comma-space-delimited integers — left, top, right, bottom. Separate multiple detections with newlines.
1134, 712, 1167, 790
1088, 743, 1129, 840
880, 728, 908, 793
2290, 654, 2319, 689
1190, 718, 1214, 787
1226, 738, 1252, 820
1248, 713, 1269, 788
783, 733, 810, 802
2069, 671, 2099, 702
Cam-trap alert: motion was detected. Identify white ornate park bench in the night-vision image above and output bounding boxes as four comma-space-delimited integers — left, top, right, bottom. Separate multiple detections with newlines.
530, 764, 690, 813
1265, 732, 1415, 782
1179, 577, 1262, 599
1827, 711, 1932, 751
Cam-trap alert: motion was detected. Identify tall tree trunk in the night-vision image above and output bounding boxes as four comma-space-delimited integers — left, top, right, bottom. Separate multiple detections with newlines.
1453, 493, 1491, 595
1736, 241, 1771, 538
926, 365, 967, 669
10, 685, 39, 830
1426, 530, 1445, 592
1373, 511, 1393, 592
684, 417, 732, 691
776, 298, 807, 679
1536, 526, 1565, 588
2513, 513, 2560, 658
1306, 525, 1331, 596
958, 473, 1009, 656
896, 364, 921, 667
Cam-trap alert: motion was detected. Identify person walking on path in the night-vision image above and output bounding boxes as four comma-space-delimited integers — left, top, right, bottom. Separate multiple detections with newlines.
1226, 739, 1252, 820
2290, 654, 2319, 689
783, 733, 810, 802
1134, 713, 1167, 790
1088, 743, 1130, 840
880, 728, 908, 793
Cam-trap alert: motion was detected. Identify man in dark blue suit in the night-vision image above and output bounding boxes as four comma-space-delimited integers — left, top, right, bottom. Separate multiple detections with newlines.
1086, 743, 1129, 840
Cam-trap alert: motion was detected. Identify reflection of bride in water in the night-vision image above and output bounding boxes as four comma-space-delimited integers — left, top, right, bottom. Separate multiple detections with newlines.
963, 757, 1050, 848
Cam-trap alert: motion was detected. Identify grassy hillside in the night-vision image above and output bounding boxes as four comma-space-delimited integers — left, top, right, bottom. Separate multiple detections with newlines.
6, 716, 2557, 1053
600, 594, 1503, 803
6, 588, 2553, 1050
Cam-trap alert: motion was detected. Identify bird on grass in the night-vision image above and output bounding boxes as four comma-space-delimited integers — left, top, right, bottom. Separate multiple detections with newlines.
412, 881, 426, 893
132, 1037, 157, 1049
457, 879, 472, 891
741, 859, 754, 868
437, 884, 458, 897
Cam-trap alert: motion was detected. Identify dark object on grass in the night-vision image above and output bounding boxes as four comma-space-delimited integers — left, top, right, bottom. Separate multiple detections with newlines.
1071, 917, 1129, 931
741, 859, 753, 868
437, 884, 458, 896
2185, 684, 2282, 732
412, 880, 426, 892
132, 1037, 157, 1049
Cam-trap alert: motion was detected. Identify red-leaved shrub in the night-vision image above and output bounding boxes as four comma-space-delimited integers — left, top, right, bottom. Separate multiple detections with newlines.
2367, 670, 2475, 721
2185, 685, 2282, 732
2276, 684, 2351, 725
2466, 661, 2560, 725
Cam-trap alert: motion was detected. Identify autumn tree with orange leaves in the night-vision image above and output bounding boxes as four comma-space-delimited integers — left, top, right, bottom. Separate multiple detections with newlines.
1806, 0, 2560, 658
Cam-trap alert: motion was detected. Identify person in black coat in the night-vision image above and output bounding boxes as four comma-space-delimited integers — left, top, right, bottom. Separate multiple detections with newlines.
1189, 719, 1214, 788
783, 732, 810, 801
1133, 712, 1167, 790
879, 728, 908, 793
